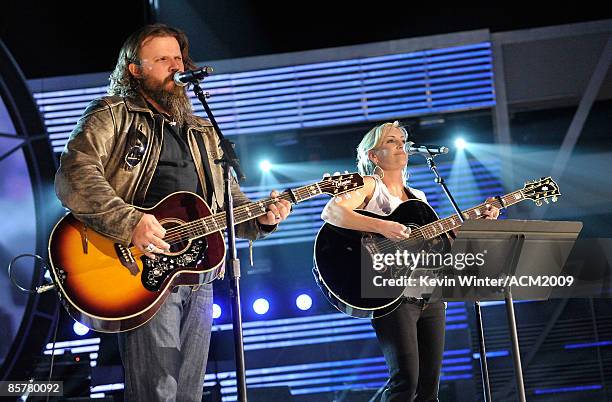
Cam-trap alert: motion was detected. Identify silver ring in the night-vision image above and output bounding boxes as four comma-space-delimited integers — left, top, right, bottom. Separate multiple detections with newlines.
145, 243, 155, 252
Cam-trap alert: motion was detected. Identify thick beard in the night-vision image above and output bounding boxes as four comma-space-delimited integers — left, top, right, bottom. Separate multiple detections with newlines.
140, 77, 195, 126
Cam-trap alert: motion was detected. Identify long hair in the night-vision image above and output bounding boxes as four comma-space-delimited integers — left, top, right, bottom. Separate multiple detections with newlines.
356, 121, 410, 181
108, 24, 197, 97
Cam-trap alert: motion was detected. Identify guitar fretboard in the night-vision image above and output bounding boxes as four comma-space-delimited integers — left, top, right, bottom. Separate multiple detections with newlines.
417, 189, 525, 240
206, 183, 324, 233
165, 183, 325, 242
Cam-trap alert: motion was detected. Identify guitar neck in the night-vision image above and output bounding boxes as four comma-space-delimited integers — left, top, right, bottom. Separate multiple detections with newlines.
419, 189, 526, 240
193, 182, 325, 236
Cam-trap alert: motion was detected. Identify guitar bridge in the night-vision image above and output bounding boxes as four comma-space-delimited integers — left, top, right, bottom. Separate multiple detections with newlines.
115, 244, 140, 275
361, 234, 381, 256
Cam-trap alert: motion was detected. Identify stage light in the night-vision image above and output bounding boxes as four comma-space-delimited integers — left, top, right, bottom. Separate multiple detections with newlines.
259, 160, 272, 172
253, 298, 270, 315
455, 138, 467, 150
212, 303, 222, 319
296, 294, 313, 311
73, 321, 90, 336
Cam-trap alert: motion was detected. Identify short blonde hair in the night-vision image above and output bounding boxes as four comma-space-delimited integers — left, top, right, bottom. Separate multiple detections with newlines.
356, 121, 410, 180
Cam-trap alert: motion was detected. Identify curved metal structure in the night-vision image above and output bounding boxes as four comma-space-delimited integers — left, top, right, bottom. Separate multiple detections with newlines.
0, 39, 60, 381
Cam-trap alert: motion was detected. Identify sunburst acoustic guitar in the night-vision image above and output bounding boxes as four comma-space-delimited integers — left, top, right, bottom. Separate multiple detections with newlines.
49, 173, 364, 332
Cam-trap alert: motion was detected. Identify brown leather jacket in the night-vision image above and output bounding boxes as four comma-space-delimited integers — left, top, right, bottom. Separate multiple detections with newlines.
55, 94, 270, 245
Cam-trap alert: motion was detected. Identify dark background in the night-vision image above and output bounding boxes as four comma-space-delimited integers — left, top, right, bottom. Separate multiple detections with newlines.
1, 1, 610, 79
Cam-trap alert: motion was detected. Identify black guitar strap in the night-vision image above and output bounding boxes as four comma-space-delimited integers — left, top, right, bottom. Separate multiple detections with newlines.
193, 131, 215, 206
404, 187, 417, 200
192, 131, 222, 286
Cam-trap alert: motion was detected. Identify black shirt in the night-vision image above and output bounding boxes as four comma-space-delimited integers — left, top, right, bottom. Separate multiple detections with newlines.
142, 121, 202, 208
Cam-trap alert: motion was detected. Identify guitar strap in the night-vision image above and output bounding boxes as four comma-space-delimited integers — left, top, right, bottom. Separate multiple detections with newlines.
404, 187, 417, 200
403, 188, 411, 199
193, 132, 215, 207
193, 132, 224, 286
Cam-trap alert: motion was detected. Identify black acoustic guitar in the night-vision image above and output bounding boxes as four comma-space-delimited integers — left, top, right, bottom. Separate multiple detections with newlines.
313, 177, 561, 319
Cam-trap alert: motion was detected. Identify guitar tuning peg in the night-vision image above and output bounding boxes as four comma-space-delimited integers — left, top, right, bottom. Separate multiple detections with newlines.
333, 171, 341, 176
552, 196, 558, 202
535, 200, 542, 207
344, 170, 349, 174
322, 172, 331, 178
544, 198, 549, 204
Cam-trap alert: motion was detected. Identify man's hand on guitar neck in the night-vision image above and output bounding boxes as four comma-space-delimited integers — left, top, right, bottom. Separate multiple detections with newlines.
256, 190, 292, 226
132, 214, 171, 259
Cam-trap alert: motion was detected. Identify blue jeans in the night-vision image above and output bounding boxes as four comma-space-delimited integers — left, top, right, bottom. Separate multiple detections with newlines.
118, 284, 213, 402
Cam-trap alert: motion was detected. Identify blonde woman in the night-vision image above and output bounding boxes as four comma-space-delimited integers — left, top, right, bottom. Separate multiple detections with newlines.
321, 121, 499, 401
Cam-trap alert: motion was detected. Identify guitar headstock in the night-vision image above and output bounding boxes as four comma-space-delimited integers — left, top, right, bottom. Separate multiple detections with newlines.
319, 172, 364, 196
522, 177, 561, 206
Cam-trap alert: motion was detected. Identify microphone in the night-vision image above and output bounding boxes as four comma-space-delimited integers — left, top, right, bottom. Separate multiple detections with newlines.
173, 66, 214, 86
406, 142, 449, 156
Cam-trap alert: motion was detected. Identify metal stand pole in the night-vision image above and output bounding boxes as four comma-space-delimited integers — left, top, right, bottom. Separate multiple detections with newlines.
192, 81, 248, 401
505, 288, 527, 402
424, 155, 492, 402
504, 234, 527, 402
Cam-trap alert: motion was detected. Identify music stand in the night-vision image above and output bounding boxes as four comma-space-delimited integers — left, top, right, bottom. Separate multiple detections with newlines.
429, 219, 582, 402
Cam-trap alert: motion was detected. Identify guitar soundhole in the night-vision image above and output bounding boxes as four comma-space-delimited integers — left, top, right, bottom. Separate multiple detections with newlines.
140, 219, 209, 292
162, 220, 191, 254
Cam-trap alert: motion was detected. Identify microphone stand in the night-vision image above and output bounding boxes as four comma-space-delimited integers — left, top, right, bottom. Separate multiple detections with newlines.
423, 152, 493, 402
190, 81, 249, 402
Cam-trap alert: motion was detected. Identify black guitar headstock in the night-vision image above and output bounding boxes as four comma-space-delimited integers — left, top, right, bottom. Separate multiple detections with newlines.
319, 172, 365, 196
522, 177, 561, 206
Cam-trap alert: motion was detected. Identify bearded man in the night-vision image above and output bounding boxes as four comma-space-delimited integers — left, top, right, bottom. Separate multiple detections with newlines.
54, 24, 291, 402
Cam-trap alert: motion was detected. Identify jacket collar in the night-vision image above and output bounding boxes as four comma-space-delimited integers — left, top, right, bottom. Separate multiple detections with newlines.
124, 94, 153, 114
124, 94, 213, 131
